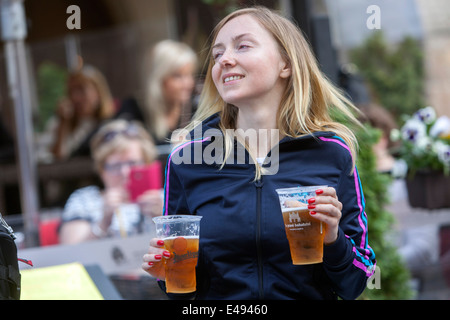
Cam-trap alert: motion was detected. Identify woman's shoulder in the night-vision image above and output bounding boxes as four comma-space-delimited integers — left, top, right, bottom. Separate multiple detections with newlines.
317, 134, 352, 155
62, 186, 102, 221
315, 133, 356, 174
66, 185, 102, 202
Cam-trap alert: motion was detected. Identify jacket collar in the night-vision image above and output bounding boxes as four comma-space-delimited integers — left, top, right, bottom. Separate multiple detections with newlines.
195, 112, 337, 143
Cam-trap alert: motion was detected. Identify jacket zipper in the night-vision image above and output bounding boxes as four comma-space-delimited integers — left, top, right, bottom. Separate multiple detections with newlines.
255, 177, 264, 299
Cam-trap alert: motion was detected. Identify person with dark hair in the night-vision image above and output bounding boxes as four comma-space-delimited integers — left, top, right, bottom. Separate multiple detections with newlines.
38, 65, 115, 161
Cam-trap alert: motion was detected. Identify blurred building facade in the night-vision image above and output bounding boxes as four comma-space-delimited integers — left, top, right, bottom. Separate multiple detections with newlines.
326, 0, 450, 117
416, 0, 450, 117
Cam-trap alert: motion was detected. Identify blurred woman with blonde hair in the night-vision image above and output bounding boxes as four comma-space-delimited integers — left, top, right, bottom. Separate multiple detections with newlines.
116, 40, 198, 144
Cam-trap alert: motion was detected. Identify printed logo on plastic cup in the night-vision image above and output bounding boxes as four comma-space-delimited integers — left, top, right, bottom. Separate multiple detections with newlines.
168, 236, 199, 264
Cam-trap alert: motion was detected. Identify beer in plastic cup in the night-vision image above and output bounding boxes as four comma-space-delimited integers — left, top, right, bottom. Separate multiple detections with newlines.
276, 186, 327, 265
152, 215, 202, 293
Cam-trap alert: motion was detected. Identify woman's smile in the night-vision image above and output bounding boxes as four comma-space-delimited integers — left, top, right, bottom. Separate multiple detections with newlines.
223, 74, 245, 84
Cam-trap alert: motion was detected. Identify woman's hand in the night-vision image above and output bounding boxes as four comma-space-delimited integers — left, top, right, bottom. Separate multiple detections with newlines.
307, 187, 342, 245
142, 238, 170, 280
137, 190, 163, 218
100, 187, 128, 232
56, 98, 74, 120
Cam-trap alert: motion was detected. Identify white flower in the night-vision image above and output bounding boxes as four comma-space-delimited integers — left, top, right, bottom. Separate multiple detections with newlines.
390, 128, 401, 142
401, 118, 426, 144
415, 136, 432, 151
435, 141, 450, 165
391, 159, 408, 178
414, 106, 436, 124
398, 106, 450, 173
430, 115, 450, 138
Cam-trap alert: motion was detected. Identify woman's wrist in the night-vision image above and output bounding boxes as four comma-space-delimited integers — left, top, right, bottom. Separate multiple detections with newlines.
92, 215, 113, 238
91, 221, 109, 238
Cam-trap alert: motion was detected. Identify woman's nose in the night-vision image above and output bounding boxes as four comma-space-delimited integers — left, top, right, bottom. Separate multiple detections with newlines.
120, 163, 132, 178
219, 50, 236, 68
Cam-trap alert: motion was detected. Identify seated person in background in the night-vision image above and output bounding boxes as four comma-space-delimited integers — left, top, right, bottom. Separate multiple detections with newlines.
59, 119, 163, 244
116, 40, 198, 145
38, 65, 115, 162
360, 103, 438, 276
359, 103, 399, 173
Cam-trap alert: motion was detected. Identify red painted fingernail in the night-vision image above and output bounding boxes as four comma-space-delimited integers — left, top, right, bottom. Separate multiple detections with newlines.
154, 254, 162, 260
157, 240, 164, 246
308, 204, 316, 209
148, 262, 154, 266
308, 198, 315, 204
316, 189, 323, 195
310, 211, 316, 215
163, 251, 171, 258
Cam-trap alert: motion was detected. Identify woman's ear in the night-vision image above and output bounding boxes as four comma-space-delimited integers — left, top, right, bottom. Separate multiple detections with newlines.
279, 60, 291, 79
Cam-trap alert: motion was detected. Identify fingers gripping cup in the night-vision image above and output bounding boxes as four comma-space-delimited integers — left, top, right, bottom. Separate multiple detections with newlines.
276, 186, 327, 265
152, 215, 202, 293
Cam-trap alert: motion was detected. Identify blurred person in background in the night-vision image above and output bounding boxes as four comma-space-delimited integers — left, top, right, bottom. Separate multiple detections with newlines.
59, 119, 163, 244
360, 103, 438, 282
359, 103, 400, 174
38, 65, 115, 161
116, 40, 198, 145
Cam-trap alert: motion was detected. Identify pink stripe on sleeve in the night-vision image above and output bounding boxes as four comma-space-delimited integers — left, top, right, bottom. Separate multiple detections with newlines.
318, 137, 367, 249
164, 137, 211, 215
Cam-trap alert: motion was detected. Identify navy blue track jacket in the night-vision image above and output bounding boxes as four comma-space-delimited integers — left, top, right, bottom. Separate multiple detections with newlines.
162, 113, 376, 300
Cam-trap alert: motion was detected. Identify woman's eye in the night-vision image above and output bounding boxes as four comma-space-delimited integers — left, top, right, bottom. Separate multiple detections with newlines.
213, 52, 223, 60
238, 43, 251, 50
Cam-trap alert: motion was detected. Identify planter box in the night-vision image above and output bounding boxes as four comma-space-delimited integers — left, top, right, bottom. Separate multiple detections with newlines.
406, 170, 450, 209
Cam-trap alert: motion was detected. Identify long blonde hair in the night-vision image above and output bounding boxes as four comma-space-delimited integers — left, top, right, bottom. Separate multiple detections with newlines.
145, 40, 198, 140
186, 6, 361, 177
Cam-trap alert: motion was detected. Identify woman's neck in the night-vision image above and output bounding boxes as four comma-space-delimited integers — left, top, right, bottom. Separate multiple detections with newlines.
236, 105, 281, 158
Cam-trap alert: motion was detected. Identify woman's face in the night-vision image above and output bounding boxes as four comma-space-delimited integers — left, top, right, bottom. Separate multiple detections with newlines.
211, 14, 291, 109
68, 78, 100, 117
163, 63, 196, 107
100, 140, 144, 189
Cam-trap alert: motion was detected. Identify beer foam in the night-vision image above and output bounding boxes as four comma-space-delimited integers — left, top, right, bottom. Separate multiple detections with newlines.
282, 207, 308, 213
162, 235, 199, 241
282, 200, 308, 212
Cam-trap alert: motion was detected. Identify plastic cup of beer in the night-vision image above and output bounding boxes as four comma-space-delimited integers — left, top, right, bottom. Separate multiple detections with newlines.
276, 186, 327, 265
152, 215, 202, 293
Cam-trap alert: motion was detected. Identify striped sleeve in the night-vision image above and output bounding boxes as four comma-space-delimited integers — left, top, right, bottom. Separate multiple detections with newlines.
319, 136, 376, 299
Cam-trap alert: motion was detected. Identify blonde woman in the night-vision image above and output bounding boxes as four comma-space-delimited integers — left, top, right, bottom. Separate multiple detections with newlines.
116, 40, 197, 144
46, 65, 115, 160
59, 120, 162, 244
143, 7, 376, 300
